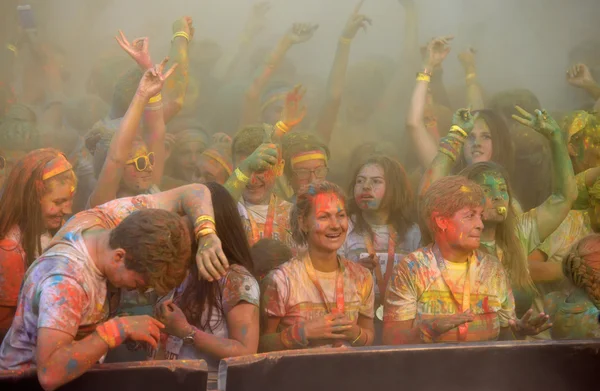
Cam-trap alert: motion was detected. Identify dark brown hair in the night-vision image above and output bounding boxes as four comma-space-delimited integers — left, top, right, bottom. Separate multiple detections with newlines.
109, 209, 191, 295
347, 155, 415, 240
251, 238, 292, 280
0, 148, 77, 265
175, 182, 254, 330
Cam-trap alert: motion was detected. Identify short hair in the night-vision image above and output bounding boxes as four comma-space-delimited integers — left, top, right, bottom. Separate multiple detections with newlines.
563, 233, 600, 305
111, 66, 144, 119
251, 238, 292, 279
290, 181, 347, 246
281, 131, 330, 180
420, 176, 485, 236
109, 209, 192, 295
231, 124, 270, 162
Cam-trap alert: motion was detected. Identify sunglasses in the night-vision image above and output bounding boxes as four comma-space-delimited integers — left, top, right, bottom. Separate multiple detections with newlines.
293, 166, 328, 181
0, 156, 4, 170
126, 152, 155, 172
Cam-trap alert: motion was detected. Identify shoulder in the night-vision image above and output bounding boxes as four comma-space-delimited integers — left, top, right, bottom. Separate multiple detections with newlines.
0, 237, 25, 257
342, 257, 370, 278
225, 264, 259, 292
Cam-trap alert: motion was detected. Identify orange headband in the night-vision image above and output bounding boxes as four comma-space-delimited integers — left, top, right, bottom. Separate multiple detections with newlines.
291, 150, 328, 166
202, 149, 233, 175
42, 154, 73, 181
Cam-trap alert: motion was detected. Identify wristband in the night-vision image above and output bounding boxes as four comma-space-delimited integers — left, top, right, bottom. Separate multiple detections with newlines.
234, 167, 250, 183
450, 125, 468, 138
194, 215, 215, 227
275, 121, 290, 134
351, 327, 363, 346
172, 31, 190, 43
197, 228, 216, 238
465, 73, 477, 81
6, 44, 17, 55
148, 93, 162, 104
280, 323, 309, 349
339, 37, 352, 45
95, 318, 126, 349
416, 72, 431, 83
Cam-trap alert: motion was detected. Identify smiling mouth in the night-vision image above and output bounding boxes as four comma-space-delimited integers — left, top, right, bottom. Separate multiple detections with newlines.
325, 232, 342, 239
472, 151, 484, 157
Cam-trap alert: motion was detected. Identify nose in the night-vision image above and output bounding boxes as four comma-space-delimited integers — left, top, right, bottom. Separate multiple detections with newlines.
250, 173, 260, 185
62, 200, 73, 216
474, 214, 484, 231
363, 180, 373, 190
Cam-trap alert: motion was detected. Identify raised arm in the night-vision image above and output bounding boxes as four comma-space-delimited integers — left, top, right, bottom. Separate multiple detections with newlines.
512, 107, 578, 241
407, 36, 453, 168
239, 22, 318, 127
566, 63, 600, 101
458, 48, 485, 110
315, 0, 370, 144
163, 17, 194, 123
89, 57, 176, 208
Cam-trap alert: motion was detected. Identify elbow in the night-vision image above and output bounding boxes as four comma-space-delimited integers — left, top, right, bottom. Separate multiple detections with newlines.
566, 181, 578, 204
37, 368, 63, 391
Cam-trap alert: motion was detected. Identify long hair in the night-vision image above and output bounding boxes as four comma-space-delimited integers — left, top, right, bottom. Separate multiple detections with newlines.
347, 155, 415, 241
456, 109, 515, 175
0, 148, 76, 265
175, 182, 254, 331
459, 161, 535, 293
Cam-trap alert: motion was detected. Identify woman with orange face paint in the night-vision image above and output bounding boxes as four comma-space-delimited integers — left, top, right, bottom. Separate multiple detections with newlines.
342, 156, 420, 338
0, 148, 76, 342
260, 182, 374, 352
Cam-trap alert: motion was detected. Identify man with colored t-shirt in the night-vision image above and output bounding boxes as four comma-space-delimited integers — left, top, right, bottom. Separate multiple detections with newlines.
0, 184, 226, 391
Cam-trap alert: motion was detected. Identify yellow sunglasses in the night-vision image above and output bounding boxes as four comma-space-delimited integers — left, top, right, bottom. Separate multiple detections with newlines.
126, 152, 155, 172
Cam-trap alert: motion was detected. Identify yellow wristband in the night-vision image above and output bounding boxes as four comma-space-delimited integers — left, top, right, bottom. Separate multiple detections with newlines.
450, 125, 468, 137
172, 31, 190, 43
275, 121, 290, 134
234, 167, 250, 183
466, 73, 477, 81
339, 37, 352, 45
195, 215, 215, 227
6, 44, 17, 55
416, 72, 431, 83
148, 93, 162, 104
198, 228, 216, 238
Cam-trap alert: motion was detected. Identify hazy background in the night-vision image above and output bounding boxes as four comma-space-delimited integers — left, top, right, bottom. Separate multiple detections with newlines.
5, 0, 600, 110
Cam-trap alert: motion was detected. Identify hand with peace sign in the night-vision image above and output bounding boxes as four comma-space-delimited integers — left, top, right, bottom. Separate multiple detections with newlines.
136, 57, 178, 100
451, 107, 479, 135
115, 30, 153, 70
341, 0, 372, 41
512, 105, 562, 140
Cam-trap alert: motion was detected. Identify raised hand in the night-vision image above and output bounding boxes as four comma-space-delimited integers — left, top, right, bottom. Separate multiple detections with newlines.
423, 36, 453, 70
196, 232, 229, 282
342, 0, 372, 40
280, 84, 307, 128
304, 313, 354, 340
243, 1, 271, 40
172, 16, 195, 41
115, 30, 152, 70
508, 309, 552, 337
452, 108, 479, 134
156, 300, 192, 339
458, 47, 477, 74
119, 315, 165, 349
566, 63, 596, 89
421, 311, 474, 339
287, 23, 319, 45
136, 57, 178, 100
240, 134, 279, 173
512, 105, 561, 140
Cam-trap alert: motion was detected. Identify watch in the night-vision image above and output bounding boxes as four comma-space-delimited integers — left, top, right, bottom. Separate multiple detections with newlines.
182, 327, 197, 345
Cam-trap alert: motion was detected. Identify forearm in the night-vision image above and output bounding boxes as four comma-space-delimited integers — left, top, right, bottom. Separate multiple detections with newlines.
528, 259, 563, 283
190, 328, 256, 359
224, 166, 251, 202
418, 134, 463, 198
315, 39, 351, 144
583, 83, 600, 100
37, 332, 109, 391
382, 323, 426, 345
143, 101, 167, 183
163, 37, 189, 122
463, 66, 484, 110
407, 78, 438, 167
259, 333, 289, 352
241, 36, 292, 127
549, 133, 578, 203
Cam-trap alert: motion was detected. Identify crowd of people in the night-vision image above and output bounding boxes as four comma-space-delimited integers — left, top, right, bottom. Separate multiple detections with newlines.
0, 1, 600, 390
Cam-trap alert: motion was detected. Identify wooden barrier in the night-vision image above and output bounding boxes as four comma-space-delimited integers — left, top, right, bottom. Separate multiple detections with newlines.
219, 340, 600, 391
0, 360, 208, 391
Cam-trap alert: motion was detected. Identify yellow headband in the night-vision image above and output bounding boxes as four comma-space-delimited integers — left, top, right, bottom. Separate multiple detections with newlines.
42, 154, 73, 181
291, 150, 328, 166
202, 149, 233, 175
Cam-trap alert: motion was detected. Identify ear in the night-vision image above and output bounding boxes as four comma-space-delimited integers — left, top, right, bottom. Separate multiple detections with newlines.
433, 213, 448, 232
113, 248, 126, 265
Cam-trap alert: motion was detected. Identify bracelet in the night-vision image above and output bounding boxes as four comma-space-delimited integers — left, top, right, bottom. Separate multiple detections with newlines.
275, 121, 290, 134
194, 215, 215, 227
234, 167, 250, 183
172, 31, 190, 43
465, 73, 477, 81
197, 228, 216, 238
351, 327, 363, 346
450, 125, 468, 137
95, 318, 126, 349
339, 37, 352, 45
280, 323, 309, 349
416, 72, 431, 83
6, 44, 17, 55
148, 93, 162, 104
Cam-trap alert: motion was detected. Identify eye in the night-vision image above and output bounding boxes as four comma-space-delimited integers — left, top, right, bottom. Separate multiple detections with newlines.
356, 178, 364, 184
373, 179, 384, 185
483, 134, 492, 140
